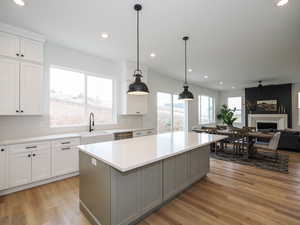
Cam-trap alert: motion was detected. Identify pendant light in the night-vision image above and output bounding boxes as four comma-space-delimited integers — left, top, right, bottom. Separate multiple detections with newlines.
179, 36, 194, 101
128, 4, 150, 95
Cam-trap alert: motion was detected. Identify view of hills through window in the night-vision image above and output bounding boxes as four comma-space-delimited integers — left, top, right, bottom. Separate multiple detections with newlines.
50, 67, 115, 127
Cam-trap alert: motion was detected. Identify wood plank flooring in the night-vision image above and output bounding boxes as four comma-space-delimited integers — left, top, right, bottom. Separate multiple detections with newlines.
1, 150, 300, 225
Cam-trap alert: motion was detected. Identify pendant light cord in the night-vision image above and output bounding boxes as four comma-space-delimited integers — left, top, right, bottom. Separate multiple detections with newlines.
184, 39, 187, 85
137, 8, 140, 72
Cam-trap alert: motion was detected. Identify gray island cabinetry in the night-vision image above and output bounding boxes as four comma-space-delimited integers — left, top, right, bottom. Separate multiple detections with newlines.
78, 132, 226, 225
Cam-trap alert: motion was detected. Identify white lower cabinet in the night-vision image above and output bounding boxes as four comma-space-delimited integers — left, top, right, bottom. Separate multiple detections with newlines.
1, 137, 80, 193
0, 146, 7, 190
52, 138, 80, 177
7, 142, 51, 188
31, 148, 51, 182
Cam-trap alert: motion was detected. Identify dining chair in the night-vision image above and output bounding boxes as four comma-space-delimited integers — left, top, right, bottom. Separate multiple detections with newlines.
253, 132, 281, 160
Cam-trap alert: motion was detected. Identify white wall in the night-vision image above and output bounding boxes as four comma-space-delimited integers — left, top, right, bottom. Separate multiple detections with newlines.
143, 70, 220, 131
0, 42, 143, 141
219, 89, 246, 127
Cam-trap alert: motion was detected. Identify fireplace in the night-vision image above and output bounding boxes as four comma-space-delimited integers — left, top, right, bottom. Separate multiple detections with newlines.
248, 114, 288, 130
257, 122, 278, 131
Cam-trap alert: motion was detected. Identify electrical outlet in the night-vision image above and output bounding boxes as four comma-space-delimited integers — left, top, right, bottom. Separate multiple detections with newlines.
91, 158, 97, 166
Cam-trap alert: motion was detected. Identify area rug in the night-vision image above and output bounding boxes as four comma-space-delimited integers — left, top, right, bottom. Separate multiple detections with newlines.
210, 150, 289, 173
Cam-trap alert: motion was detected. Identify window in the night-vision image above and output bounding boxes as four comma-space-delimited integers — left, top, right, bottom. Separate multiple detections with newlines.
298, 92, 300, 125
50, 67, 115, 127
199, 95, 215, 124
157, 92, 186, 133
228, 97, 242, 123
173, 94, 185, 131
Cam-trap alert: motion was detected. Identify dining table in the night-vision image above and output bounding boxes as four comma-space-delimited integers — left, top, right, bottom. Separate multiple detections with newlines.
193, 128, 275, 158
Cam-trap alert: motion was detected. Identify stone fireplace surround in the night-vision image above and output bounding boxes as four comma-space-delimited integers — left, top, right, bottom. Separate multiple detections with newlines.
248, 114, 288, 130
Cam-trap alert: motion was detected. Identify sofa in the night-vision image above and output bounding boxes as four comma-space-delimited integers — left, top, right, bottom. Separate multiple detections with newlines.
278, 130, 300, 152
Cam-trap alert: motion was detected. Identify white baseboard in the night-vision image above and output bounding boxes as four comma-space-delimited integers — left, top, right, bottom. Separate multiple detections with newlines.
0, 171, 79, 196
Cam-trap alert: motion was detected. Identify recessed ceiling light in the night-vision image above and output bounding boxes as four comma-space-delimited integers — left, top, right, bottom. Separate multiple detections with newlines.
150, 53, 156, 58
219, 81, 223, 85
188, 69, 192, 72
204, 75, 208, 79
13, 0, 25, 6
100, 33, 109, 39
276, 0, 288, 7
232, 86, 236, 89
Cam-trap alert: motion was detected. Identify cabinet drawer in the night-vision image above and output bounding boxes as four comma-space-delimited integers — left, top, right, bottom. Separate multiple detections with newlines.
52, 138, 80, 148
8, 141, 50, 154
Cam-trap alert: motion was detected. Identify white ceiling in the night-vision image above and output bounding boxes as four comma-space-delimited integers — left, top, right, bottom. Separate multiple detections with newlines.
0, 0, 299, 90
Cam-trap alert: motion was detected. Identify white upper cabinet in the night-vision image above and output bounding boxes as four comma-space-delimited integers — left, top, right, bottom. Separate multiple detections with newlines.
20, 63, 43, 114
0, 32, 44, 64
0, 32, 19, 58
120, 62, 148, 115
0, 25, 45, 116
20, 38, 44, 63
0, 58, 19, 115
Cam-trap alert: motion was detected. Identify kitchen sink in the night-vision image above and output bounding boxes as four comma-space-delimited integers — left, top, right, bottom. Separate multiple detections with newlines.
80, 131, 114, 145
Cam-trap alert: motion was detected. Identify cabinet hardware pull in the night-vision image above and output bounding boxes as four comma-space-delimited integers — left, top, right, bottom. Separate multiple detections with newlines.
28, 154, 31, 157
32, 153, 36, 157
20, 110, 24, 113
16, 110, 19, 113
61, 141, 71, 145
16, 53, 20, 56
21, 54, 24, 57
62, 147, 71, 150
1, 149, 4, 152
26, 146, 37, 149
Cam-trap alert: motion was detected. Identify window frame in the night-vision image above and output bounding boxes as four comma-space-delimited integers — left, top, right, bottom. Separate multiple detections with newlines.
49, 65, 117, 128
157, 92, 187, 133
227, 96, 243, 124
198, 95, 216, 125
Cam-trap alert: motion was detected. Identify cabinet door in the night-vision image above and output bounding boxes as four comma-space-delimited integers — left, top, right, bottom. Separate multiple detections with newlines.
163, 152, 189, 201
126, 94, 148, 115
20, 63, 43, 114
0, 32, 19, 58
52, 146, 79, 177
31, 147, 51, 182
111, 168, 141, 225
20, 38, 43, 63
8, 151, 31, 188
0, 58, 19, 115
140, 162, 162, 213
0, 147, 7, 191
189, 146, 210, 184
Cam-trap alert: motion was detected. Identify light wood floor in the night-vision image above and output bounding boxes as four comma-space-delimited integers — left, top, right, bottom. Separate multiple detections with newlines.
1, 150, 300, 225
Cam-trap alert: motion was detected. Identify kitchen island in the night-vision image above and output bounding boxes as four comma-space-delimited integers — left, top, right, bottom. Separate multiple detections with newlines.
78, 131, 226, 225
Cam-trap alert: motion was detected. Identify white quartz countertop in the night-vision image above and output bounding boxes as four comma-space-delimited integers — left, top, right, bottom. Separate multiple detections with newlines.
0, 128, 153, 146
79, 132, 227, 172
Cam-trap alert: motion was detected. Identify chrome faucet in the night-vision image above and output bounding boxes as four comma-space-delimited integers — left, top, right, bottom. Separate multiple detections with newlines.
89, 112, 95, 132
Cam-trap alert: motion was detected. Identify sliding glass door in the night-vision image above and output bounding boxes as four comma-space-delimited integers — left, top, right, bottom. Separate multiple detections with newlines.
157, 92, 187, 133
